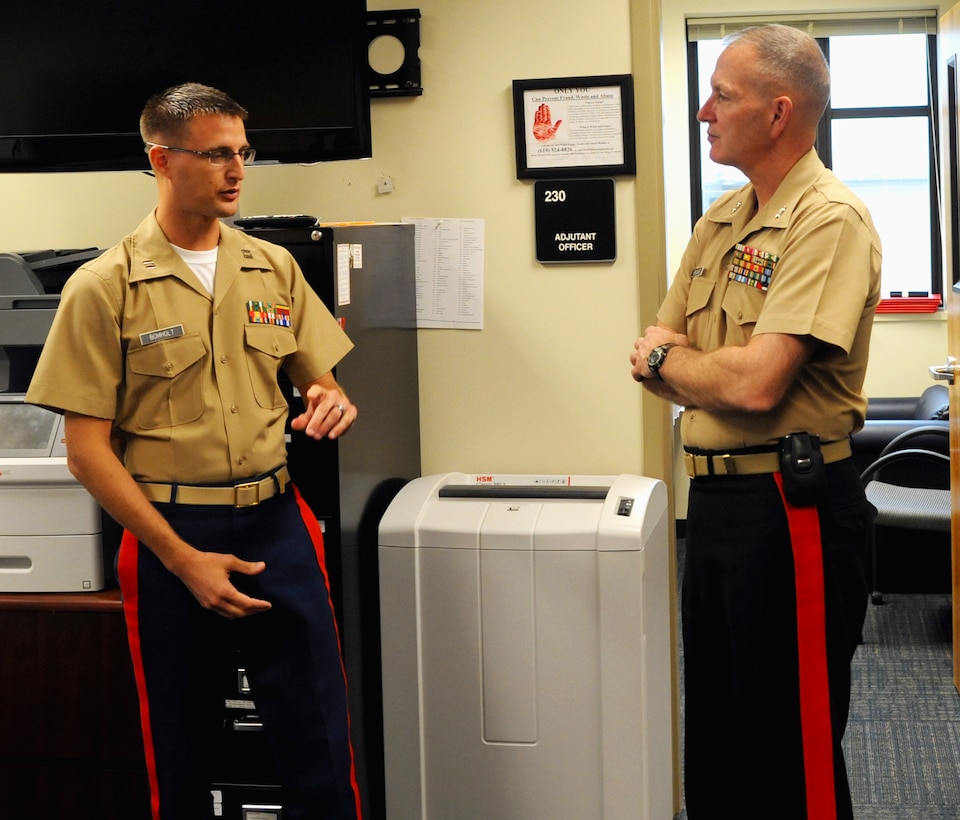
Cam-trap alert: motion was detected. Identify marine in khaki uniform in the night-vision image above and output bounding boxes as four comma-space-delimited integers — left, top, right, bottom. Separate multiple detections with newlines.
27, 83, 362, 820
630, 26, 880, 820
664, 146, 879, 452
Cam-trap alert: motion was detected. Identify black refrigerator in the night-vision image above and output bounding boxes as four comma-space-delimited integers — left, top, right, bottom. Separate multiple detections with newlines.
216, 220, 421, 820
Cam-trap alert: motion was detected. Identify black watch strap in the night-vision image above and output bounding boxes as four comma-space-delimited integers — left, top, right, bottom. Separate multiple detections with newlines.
648, 343, 676, 380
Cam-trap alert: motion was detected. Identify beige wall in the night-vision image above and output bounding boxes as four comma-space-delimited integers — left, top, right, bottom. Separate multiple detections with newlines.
0, 0, 948, 481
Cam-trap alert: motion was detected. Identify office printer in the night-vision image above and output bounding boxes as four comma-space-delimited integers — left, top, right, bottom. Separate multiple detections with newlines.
0, 248, 100, 392
0, 250, 105, 592
0, 395, 104, 592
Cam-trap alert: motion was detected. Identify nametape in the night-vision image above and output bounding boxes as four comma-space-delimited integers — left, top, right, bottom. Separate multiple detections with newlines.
139, 324, 185, 345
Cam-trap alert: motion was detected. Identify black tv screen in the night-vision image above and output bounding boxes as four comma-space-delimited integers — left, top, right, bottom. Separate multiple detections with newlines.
0, 0, 372, 172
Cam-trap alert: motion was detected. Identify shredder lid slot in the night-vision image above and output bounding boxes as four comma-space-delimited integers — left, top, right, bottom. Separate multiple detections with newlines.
439, 484, 609, 500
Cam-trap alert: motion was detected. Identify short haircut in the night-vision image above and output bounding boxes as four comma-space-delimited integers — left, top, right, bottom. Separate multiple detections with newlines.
139, 82, 248, 144
724, 24, 831, 125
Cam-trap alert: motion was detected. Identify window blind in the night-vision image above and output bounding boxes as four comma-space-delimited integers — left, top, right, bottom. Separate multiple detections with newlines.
687, 10, 937, 42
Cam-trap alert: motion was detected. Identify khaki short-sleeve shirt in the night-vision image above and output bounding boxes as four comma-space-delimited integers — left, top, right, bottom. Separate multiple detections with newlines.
26, 212, 353, 483
658, 150, 882, 451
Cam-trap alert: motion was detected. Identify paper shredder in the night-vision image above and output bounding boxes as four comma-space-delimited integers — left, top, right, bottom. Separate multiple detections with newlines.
378, 473, 673, 819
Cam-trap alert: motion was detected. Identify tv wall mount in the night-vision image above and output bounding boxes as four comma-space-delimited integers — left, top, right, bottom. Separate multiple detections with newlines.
367, 9, 422, 98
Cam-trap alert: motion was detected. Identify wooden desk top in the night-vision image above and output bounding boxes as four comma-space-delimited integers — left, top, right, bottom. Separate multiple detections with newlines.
0, 586, 122, 613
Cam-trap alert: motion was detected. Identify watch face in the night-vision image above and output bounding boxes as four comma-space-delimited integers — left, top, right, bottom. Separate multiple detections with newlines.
648, 345, 671, 377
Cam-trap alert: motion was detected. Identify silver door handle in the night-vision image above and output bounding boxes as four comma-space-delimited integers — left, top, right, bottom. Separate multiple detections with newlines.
929, 357, 958, 384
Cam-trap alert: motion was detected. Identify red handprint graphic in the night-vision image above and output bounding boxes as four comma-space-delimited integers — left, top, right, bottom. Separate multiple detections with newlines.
532, 103, 562, 142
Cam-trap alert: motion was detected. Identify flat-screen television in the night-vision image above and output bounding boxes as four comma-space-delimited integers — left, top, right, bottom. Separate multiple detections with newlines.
0, 0, 372, 172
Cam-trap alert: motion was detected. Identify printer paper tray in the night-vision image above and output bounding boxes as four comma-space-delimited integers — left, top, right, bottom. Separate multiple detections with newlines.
0, 533, 104, 592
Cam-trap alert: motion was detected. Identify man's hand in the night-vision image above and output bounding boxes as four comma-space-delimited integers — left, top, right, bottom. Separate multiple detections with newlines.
62, 412, 274, 619
290, 374, 356, 440
631, 325, 688, 382
172, 550, 272, 619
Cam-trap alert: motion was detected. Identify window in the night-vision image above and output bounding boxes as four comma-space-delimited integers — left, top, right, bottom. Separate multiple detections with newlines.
688, 15, 942, 304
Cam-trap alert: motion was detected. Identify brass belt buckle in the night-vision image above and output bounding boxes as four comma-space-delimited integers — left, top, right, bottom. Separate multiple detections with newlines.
234, 480, 261, 508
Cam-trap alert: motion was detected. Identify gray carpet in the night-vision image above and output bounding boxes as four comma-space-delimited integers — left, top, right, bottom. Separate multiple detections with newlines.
845, 593, 960, 818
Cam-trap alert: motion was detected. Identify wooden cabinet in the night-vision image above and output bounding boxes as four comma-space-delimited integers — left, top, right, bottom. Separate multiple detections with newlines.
0, 589, 150, 819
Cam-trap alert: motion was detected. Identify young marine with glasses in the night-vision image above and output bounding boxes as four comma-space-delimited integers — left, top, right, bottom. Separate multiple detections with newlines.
27, 82, 362, 820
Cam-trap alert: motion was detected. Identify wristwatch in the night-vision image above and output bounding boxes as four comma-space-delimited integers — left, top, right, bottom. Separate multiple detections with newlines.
647, 343, 676, 380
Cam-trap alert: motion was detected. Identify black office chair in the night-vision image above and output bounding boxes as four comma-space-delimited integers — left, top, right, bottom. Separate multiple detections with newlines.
859, 426, 951, 604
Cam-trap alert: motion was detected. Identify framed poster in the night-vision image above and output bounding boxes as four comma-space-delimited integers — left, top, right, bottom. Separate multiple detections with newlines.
512, 74, 636, 179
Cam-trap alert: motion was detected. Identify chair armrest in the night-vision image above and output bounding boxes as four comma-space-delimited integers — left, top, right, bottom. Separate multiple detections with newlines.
860, 448, 951, 483
851, 419, 950, 479
880, 424, 950, 457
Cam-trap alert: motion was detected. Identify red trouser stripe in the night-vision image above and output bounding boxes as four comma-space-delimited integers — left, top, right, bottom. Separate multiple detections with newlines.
774, 473, 837, 820
292, 486, 364, 820
116, 528, 163, 820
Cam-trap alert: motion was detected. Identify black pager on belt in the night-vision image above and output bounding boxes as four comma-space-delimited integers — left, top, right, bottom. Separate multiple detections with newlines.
778, 432, 825, 507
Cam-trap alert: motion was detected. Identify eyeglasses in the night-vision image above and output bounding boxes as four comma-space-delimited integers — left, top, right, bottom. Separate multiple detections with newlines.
144, 142, 256, 166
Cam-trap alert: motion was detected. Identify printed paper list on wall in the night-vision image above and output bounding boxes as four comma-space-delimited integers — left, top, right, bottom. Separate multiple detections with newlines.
402, 217, 484, 329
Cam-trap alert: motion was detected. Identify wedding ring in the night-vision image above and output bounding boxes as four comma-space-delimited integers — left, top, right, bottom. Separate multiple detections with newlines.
337, 403, 345, 416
